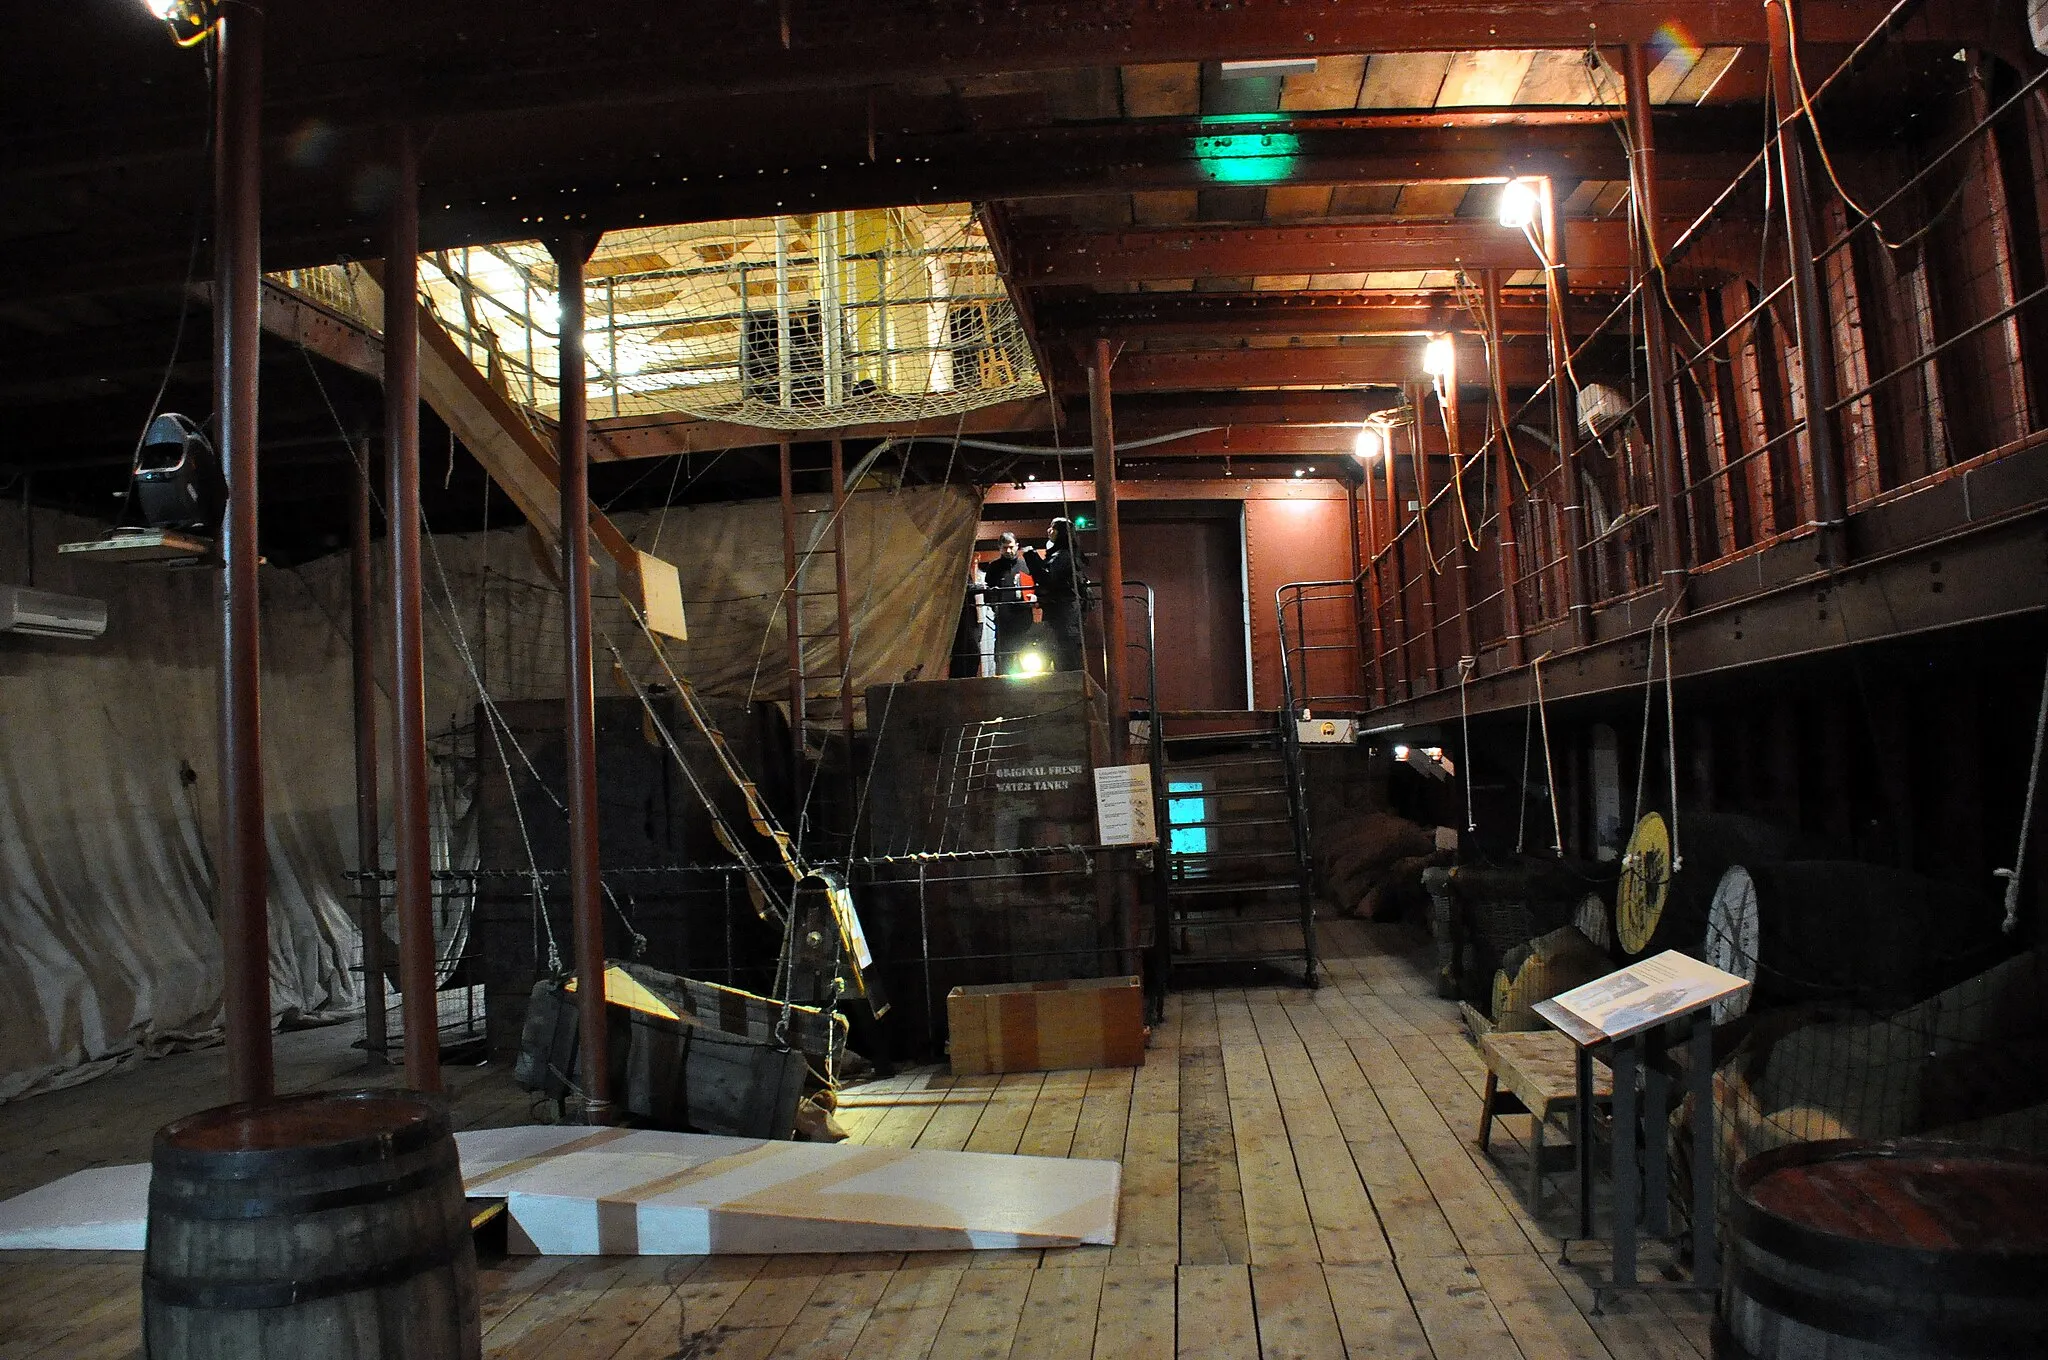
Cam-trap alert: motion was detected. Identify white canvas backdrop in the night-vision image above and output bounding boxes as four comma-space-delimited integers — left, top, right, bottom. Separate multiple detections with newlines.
0, 485, 976, 1101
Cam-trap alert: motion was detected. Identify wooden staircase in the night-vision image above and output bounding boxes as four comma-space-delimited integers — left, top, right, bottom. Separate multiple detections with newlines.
1157, 711, 1318, 987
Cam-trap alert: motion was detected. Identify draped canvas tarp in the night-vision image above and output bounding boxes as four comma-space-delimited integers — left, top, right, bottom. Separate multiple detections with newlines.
0, 486, 976, 1101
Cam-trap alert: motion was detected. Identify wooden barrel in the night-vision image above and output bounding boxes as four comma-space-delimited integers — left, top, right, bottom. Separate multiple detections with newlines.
1719, 1139, 2048, 1358
144, 1090, 480, 1360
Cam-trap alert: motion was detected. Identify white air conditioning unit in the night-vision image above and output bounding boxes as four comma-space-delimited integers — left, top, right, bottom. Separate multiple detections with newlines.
0, 586, 108, 639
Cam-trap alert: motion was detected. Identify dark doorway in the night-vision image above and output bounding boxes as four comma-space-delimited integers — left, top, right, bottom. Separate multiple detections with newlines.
1120, 503, 1249, 711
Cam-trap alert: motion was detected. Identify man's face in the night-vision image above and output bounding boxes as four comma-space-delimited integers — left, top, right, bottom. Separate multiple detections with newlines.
1000, 534, 1019, 558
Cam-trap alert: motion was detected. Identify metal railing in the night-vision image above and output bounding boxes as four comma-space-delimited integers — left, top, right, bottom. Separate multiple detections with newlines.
1330, 11, 2048, 713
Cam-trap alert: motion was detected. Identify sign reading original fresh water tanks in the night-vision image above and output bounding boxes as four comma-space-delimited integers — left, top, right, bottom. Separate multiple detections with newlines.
994, 761, 1085, 793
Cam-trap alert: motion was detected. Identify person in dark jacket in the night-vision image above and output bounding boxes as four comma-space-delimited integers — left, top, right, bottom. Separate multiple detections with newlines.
980, 532, 1036, 674
1025, 518, 1087, 673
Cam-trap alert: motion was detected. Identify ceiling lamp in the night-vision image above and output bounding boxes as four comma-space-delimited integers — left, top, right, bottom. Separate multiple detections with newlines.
1353, 427, 1384, 462
139, 0, 218, 44
1421, 335, 1456, 381
1497, 178, 1540, 231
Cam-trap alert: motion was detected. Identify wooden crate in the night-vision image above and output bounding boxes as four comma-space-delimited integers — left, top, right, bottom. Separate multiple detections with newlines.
946, 976, 1146, 1075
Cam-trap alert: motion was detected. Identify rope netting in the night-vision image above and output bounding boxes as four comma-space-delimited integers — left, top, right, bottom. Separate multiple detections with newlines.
280, 204, 1041, 430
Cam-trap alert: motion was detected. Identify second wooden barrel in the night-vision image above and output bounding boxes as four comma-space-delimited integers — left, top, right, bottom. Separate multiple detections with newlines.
1718, 1138, 2048, 1358
143, 1090, 480, 1360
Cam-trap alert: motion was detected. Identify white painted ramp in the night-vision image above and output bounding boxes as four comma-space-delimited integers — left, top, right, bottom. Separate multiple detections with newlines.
465, 1128, 1121, 1255
0, 1164, 152, 1251
0, 1125, 1119, 1256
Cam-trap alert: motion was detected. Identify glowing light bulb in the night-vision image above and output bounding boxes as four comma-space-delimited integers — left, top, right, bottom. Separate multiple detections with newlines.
1293, 467, 1306, 478
1015, 650, 1048, 676
1498, 178, 1539, 230
1353, 427, 1384, 462
141, 0, 181, 15
1393, 744, 1410, 761
1422, 335, 1455, 380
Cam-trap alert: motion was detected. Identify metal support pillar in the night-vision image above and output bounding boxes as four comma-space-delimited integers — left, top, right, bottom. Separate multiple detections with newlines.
350, 443, 387, 1064
1485, 271, 1528, 664
1360, 453, 1388, 707
1385, 439, 1414, 697
1766, 1, 1851, 570
1409, 383, 1443, 688
1627, 46, 1693, 612
1542, 179, 1595, 648
779, 441, 807, 805
1441, 363, 1476, 666
830, 439, 857, 816
215, 0, 272, 1104
552, 231, 611, 1123
385, 126, 440, 1093
1090, 340, 1129, 758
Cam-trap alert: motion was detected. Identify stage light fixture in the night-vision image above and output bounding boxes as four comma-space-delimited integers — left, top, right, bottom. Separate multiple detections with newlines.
1421, 335, 1455, 380
140, 0, 219, 43
1498, 178, 1540, 230
1353, 428, 1384, 462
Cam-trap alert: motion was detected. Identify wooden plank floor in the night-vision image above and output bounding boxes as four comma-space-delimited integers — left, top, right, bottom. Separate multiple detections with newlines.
0, 921, 1711, 1358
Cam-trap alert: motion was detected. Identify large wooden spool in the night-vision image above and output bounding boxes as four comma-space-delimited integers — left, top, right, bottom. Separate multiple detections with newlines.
1717, 862, 2007, 1015
143, 1091, 480, 1360
1719, 1139, 2048, 1358
1617, 813, 1816, 960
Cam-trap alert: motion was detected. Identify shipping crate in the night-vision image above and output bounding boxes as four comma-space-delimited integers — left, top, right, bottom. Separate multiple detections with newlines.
946, 976, 1146, 1075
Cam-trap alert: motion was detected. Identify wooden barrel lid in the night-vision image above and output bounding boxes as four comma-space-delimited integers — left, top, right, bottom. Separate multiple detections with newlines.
1741, 1139, 2048, 1255
154, 1091, 448, 1178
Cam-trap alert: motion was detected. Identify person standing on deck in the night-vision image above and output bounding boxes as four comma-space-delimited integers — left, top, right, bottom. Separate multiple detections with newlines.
1026, 518, 1087, 673
980, 532, 1036, 675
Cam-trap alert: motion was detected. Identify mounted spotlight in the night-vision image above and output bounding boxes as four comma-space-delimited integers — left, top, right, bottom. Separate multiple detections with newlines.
140, 0, 219, 44
1497, 178, 1540, 231
1353, 427, 1384, 462
131, 414, 225, 534
1012, 649, 1049, 677
1421, 335, 1455, 382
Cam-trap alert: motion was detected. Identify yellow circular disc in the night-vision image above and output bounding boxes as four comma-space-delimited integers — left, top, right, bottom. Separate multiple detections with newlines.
1490, 968, 1512, 1020
1616, 812, 1672, 955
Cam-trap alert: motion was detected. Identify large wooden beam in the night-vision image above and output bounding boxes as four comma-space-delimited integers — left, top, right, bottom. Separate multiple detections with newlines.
1012, 219, 1682, 286
1033, 291, 1578, 341
1078, 339, 1549, 393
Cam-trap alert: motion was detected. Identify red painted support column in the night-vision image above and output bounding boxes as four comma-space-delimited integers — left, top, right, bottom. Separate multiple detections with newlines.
1766, 0, 1851, 570
1089, 339, 1129, 760
215, 0, 273, 1104
1626, 45, 1693, 611
1440, 359, 1476, 666
350, 443, 386, 1064
1359, 450, 1388, 706
1541, 179, 1595, 647
1385, 437, 1413, 698
384, 126, 440, 1093
1485, 271, 1527, 665
552, 232, 611, 1123
1409, 383, 1443, 687
778, 441, 807, 807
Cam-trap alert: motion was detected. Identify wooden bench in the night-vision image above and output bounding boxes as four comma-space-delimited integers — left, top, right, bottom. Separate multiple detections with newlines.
1478, 1029, 1614, 1214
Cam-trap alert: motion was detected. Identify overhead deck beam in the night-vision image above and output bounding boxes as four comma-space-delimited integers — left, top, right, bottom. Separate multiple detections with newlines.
1068, 340, 1549, 392
1011, 220, 1702, 285
1033, 291, 1599, 340
8, 0, 1966, 162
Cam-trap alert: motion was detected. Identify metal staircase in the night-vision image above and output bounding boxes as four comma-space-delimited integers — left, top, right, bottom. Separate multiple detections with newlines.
1155, 711, 1319, 987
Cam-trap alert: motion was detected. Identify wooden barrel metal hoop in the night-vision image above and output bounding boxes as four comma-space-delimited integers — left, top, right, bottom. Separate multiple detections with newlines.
1718, 1138, 2048, 1359
143, 1090, 480, 1360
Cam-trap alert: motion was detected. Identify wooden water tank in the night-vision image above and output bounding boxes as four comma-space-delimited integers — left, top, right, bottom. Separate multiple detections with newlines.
1719, 1139, 2048, 1358
143, 1090, 480, 1359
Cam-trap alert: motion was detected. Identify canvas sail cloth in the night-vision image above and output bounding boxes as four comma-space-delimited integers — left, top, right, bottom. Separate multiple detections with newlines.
0, 487, 976, 1101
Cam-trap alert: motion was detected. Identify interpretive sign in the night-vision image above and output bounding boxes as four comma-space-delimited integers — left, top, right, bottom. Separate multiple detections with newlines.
1533, 950, 1750, 1046
1093, 764, 1158, 847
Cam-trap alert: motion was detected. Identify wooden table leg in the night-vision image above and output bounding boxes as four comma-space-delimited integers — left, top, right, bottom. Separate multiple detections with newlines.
1479, 1071, 1498, 1149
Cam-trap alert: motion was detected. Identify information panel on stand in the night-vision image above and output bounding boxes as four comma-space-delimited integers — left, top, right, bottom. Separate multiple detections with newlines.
1533, 951, 1749, 1046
